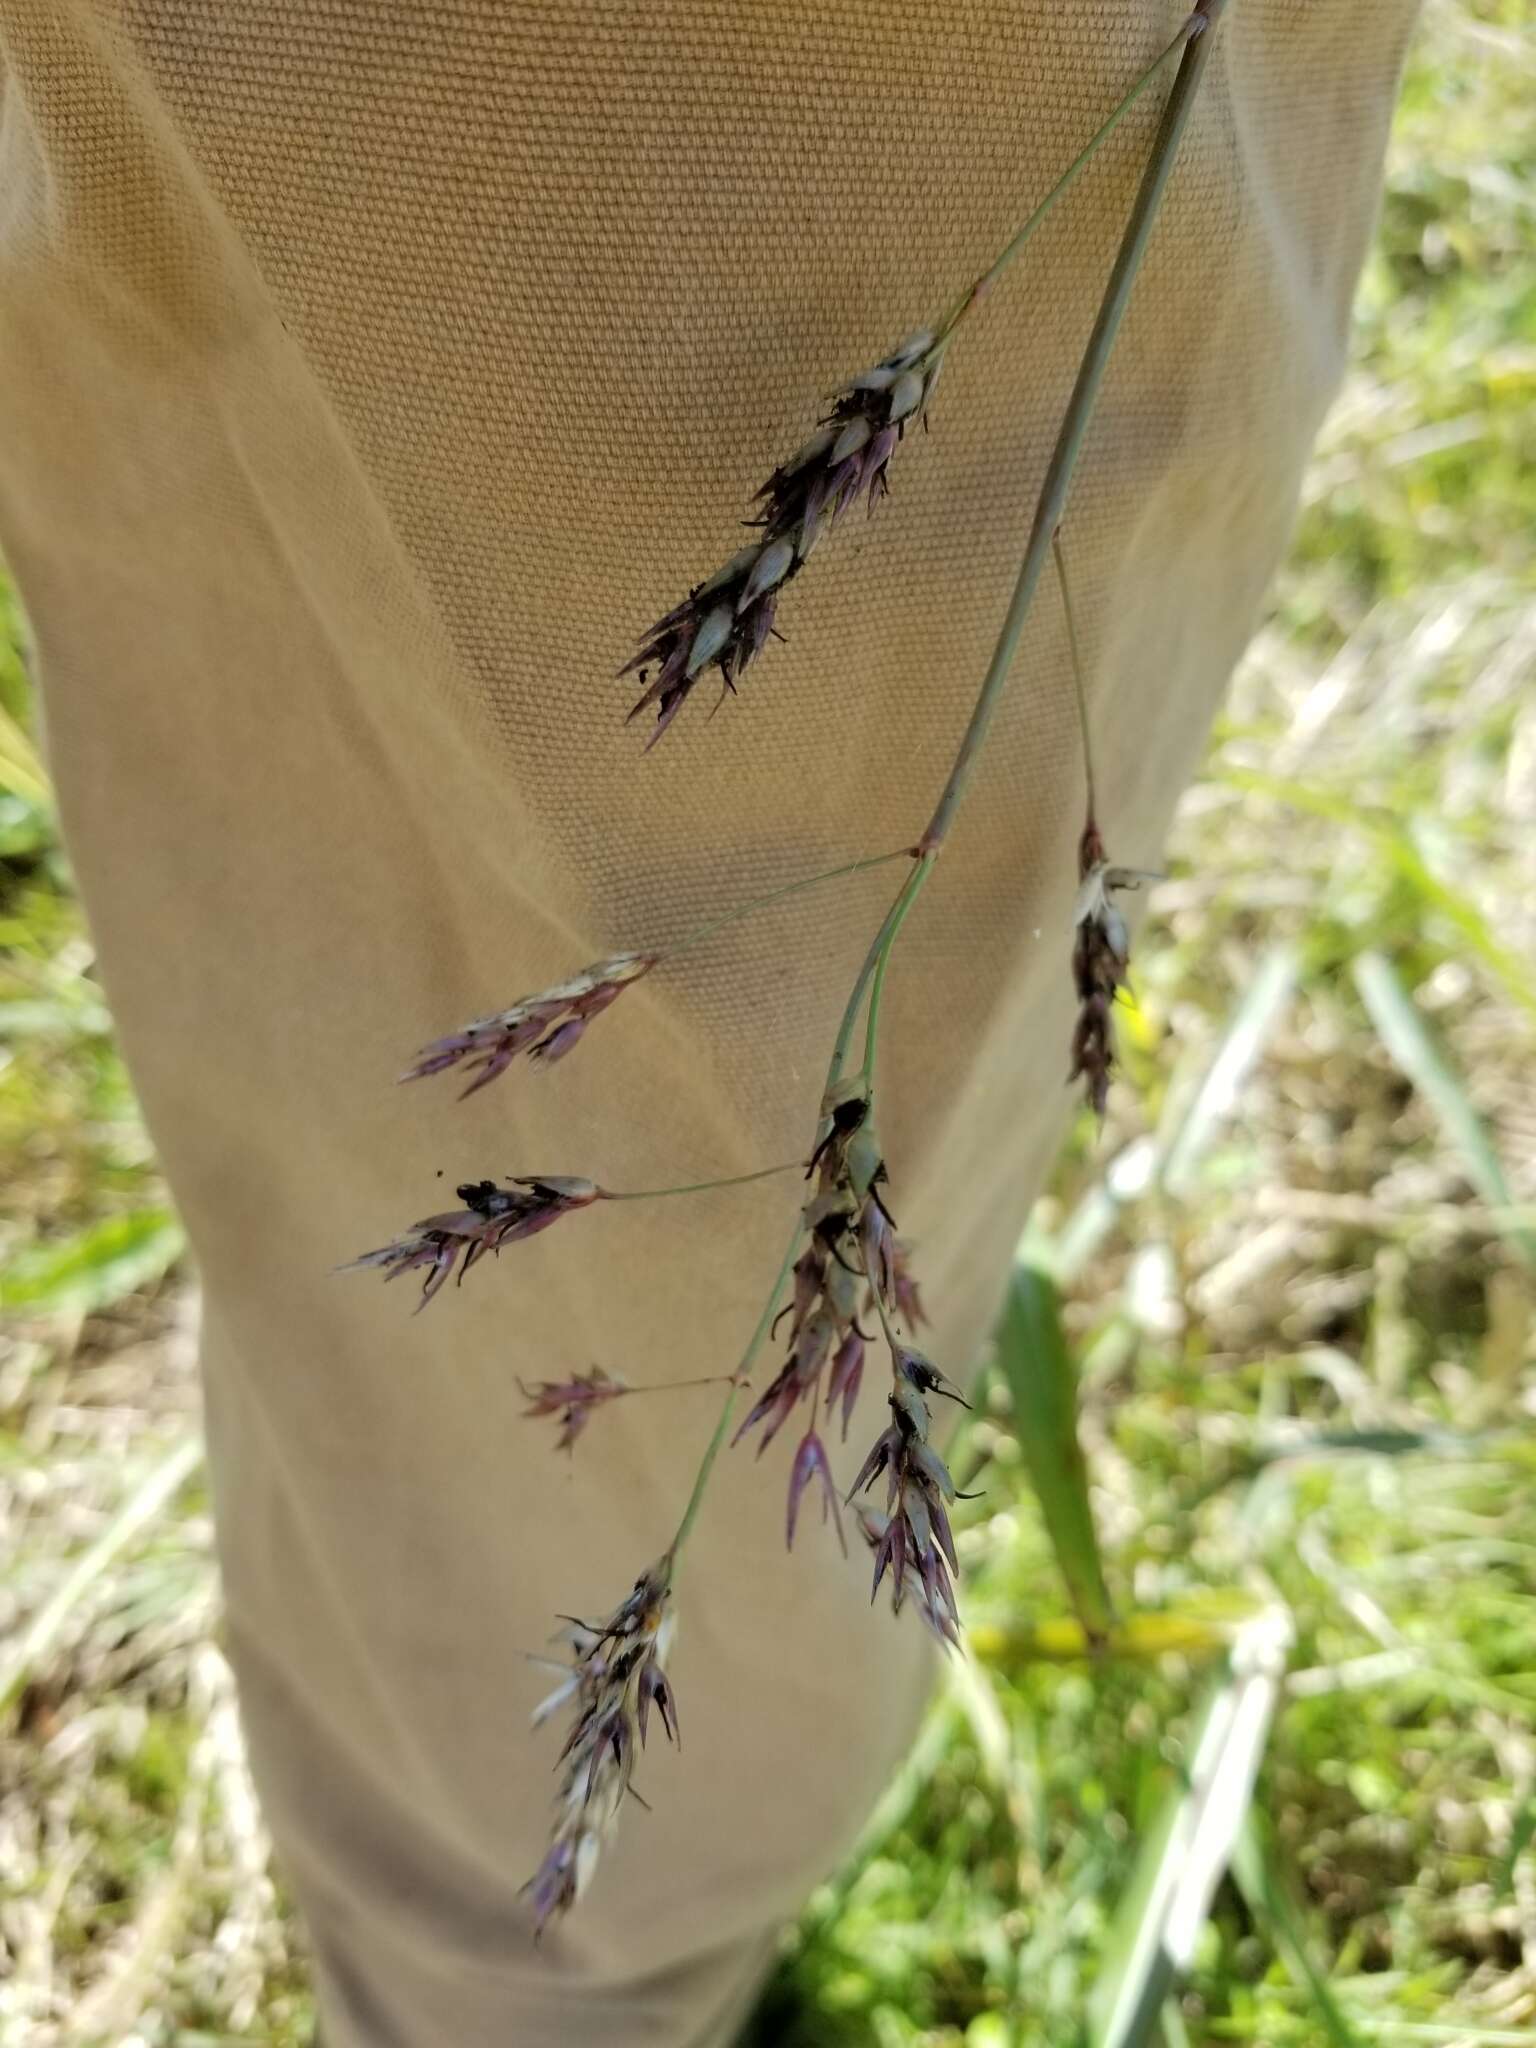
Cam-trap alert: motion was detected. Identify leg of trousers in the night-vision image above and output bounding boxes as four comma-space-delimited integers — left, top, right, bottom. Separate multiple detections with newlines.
0, 4, 1416, 2042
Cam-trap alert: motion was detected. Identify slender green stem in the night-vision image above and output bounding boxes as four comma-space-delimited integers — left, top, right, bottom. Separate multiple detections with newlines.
920, 9, 1222, 856
934, 12, 1202, 342
860, 861, 934, 1083
600, 1161, 802, 1202
832, 852, 937, 1087
663, 846, 914, 962
665, 1222, 802, 1575
1052, 530, 1096, 823
622, 1373, 737, 1395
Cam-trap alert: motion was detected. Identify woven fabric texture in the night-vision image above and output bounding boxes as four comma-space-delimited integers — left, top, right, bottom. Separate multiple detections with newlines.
0, 3, 1416, 2041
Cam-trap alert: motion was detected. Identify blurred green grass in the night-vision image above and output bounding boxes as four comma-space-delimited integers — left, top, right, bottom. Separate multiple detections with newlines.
3, 3, 1535, 2042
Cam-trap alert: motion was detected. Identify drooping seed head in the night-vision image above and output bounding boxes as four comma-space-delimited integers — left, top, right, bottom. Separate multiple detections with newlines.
401, 953, 655, 1098
626, 321, 943, 743
846, 1327, 968, 1646
519, 1366, 629, 1452
343, 1176, 600, 1310
523, 1565, 679, 1936
1069, 825, 1161, 1120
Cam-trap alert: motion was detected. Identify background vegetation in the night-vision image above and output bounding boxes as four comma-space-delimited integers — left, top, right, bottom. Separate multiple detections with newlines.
2, 3, 1533, 2040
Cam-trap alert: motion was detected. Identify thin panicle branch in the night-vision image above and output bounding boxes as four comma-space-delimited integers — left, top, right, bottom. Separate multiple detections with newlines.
664, 1226, 806, 1572
348, 1164, 801, 1310
520, 1367, 735, 1454
599, 1162, 803, 1203
1053, 528, 1096, 825
933, 13, 1205, 339
401, 847, 914, 1103
342, 1176, 600, 1308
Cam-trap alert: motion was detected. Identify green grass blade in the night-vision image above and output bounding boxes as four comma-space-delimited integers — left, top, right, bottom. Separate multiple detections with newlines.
1232, 1814, 1362, 2048
1230, 771, 1536, 1020
997, 1261, 1114, 1642
0, 1430, 202, 1716
0, 1207, 186, 1316
1159, 944, 1299, 1204
1353, 950, 1536, 1271
1090, 1608, 1293, 2048
1498, 1793, 1536, 1900
1190, 1425, 1521, 1506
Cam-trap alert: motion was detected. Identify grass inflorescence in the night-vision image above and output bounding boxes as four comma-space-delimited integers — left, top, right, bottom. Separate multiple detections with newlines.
1, 2, 1532, 2040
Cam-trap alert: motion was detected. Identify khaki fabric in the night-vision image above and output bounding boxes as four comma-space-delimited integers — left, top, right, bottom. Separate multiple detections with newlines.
0, 3, 1415, 2042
